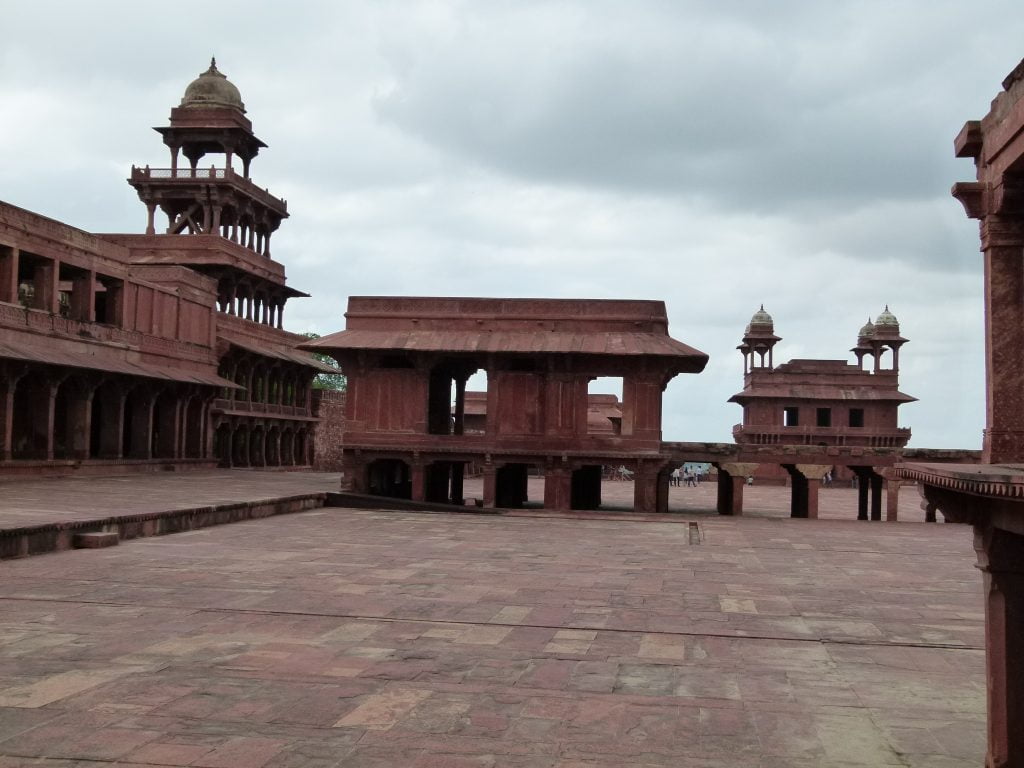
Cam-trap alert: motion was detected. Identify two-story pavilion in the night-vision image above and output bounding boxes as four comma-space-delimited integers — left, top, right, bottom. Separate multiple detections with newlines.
304, 296, 708, 513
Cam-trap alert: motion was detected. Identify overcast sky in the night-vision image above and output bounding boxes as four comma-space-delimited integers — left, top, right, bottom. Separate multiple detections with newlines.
2, 1, 1021, 448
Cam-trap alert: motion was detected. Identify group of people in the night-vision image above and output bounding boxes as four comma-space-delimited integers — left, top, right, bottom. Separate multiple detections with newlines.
670, 467, 701, 487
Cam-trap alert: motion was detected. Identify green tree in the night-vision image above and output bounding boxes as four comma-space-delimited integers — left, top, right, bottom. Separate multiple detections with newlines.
301, 332, 346, 391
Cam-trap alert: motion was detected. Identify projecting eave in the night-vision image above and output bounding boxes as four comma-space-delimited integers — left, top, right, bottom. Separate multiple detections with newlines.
729, 386, 917, 405
302, 330, 708, 373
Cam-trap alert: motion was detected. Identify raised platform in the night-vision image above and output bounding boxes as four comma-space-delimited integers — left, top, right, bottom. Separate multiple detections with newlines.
0, 470, 340, 560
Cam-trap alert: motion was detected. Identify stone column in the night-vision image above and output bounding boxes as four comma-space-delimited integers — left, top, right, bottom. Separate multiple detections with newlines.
482, 462, 497, 509
982, 233, 1024, 463
34, 258, 59, 314
42, 378, 58, 460
410, 459, 426, 502
67, 381, 96, 460
543, 464, 572, 512
718, 462, 759, 516
0, 373, 17, 461
883, 470, 901, 521
795, 464, 831, 520
633, 462, 658, 514
975, 526, 1024, 768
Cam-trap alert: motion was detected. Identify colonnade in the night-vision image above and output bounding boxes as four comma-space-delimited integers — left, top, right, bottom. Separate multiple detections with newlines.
213, 420, 311, 468
216, 282, 288, 329
0, 363, 213, 463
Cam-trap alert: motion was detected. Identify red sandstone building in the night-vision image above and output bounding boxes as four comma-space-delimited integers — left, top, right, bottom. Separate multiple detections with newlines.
729, 305, 916, 519
0, 60, 329, 475
304, 296, 707, 513
898, 58, 1024, 768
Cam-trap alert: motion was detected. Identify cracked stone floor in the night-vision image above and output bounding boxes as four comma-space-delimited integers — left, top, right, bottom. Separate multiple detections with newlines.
0, 475, 985, 766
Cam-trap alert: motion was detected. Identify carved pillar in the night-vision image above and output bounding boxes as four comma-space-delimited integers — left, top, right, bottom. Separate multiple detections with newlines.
34, 258, 59, 314
66, 380, 96, 460
633, 462, 658, 514
410, 458, 426, 502
543, 463, 572, 512
42, 377, 58, 461
985, 245, 1024, 461
0, 372, 19, 461
97, 387, 125, 459
884, 471, 901, 521
482, 461, 497, 508
974, 526, 1024, 768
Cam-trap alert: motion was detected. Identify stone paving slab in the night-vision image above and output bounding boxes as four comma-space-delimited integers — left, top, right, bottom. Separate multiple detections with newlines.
0, 505, 985, 766
0, 471, 342, 531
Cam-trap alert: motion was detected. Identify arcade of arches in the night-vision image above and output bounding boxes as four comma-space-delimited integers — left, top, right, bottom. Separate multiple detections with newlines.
212, 349, 316, 468
0, 362, 215, 465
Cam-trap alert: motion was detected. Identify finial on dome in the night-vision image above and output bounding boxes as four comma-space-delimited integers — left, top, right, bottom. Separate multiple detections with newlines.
211, 56, 217, 69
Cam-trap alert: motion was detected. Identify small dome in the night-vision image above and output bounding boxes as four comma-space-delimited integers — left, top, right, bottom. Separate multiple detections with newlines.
748, 304, 773, 327
180, 58, 245, 112
858, 317, 875, 339
875, 305, 899, 327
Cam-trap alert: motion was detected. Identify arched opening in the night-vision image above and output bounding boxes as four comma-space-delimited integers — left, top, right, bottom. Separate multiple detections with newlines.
249, 425, 265, 466
152, 390, 179, 459
367, 458, 410, 499
214, 422, 232, 467
184, 397, 205, 458
281, 427, 294, 465
294, 428, 308, 465
232, 425, 249, 467
11, 371, 50, 459
266, 425, 280, 466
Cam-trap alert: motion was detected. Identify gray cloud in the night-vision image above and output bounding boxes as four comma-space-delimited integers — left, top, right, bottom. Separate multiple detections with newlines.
0, 0, 1016, 448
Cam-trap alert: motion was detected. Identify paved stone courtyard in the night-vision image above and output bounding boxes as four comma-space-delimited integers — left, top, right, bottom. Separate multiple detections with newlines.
0, 474, 985, 766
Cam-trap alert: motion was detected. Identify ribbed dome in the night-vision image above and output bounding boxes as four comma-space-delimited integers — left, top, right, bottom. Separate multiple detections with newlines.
858, 317, 875, 339
180, 58, 245, 112
875, 305, 899, 328
748, 304, 773, 327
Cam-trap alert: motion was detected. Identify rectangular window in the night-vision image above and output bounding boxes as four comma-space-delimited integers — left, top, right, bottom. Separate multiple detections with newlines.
816, 408, 832, 427
849, 408, 864, 427
783, 407, 799, 427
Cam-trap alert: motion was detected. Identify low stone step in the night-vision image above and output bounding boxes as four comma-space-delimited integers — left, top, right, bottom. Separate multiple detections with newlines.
73, 531, 119, 549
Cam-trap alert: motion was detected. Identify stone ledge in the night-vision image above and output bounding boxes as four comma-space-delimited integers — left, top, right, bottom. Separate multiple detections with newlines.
0, 493, 326, 560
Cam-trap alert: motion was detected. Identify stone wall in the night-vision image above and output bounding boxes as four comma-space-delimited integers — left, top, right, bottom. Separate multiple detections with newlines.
312, 389, 346, 471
